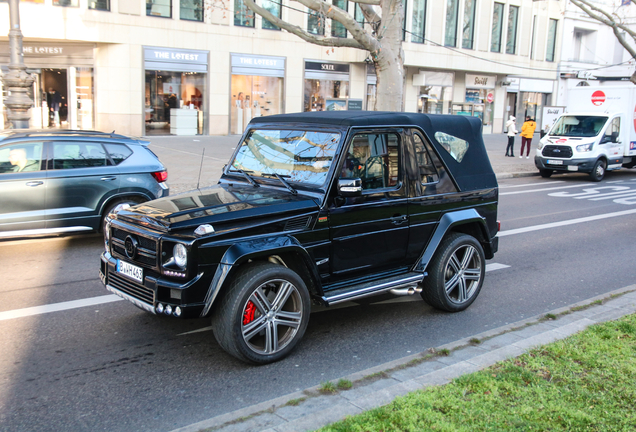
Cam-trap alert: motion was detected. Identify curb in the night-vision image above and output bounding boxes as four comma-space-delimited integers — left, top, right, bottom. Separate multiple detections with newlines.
171, 284, 636, 432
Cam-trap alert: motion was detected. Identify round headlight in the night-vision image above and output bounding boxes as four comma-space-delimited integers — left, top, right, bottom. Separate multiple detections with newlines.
174, 244, 188, 269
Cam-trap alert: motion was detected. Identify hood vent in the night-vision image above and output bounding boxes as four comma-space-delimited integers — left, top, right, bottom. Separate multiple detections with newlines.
285, 216, 312, 231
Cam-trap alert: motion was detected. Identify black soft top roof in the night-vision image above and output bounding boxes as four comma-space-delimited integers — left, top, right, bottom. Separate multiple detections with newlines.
249, 111, 497, 191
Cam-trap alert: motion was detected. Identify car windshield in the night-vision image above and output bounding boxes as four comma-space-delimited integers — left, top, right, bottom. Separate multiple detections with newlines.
549, 115, 607, 137
229, 129, 341, 186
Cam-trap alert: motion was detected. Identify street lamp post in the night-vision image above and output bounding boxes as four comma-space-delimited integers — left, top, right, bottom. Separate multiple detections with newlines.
2, 0, 34, 129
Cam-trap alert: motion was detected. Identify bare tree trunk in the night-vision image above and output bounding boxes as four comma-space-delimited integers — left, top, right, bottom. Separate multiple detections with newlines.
372, 0, 405, 111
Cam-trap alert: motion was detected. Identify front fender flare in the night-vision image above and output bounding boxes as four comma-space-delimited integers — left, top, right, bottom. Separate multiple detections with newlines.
200, 235, 320, 317
413, 209, 491, 272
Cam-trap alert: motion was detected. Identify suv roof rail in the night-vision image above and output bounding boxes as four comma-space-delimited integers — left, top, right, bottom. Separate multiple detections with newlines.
1, 129, 132, 140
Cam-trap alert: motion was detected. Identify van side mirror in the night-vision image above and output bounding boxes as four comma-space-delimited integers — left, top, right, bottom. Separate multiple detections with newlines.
611, 131, 619, 143
338, 178, 362, 197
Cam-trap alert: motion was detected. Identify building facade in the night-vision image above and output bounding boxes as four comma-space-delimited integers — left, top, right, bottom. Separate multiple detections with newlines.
1, 0, 565, 136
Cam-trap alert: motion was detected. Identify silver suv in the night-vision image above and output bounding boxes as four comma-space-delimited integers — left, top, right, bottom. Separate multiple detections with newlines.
0, 130, 169, 238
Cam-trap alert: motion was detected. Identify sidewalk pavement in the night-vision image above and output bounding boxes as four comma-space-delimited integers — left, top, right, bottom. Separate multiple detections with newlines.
170, 286, 636, 432
146, 133, 538, 196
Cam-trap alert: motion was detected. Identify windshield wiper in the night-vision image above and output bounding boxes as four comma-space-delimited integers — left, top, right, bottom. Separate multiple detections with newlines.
228, 169, 259, 187
262, 173, 298, 196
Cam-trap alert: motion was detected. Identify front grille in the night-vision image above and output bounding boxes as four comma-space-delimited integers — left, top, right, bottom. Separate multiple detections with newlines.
109, 273, 154, 305
543, 145, 573, 158
285, 216, 312, 231
111, 227, 158, 268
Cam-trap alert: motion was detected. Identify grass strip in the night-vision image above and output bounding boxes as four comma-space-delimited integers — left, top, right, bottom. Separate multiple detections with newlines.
319, 314, 636, 432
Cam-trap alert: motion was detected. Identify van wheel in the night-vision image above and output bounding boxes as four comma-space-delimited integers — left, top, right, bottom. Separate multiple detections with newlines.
590, 159, 606, 182
421, 233, 485, 312
539, 169, 553, 178
212, 262, 310, 364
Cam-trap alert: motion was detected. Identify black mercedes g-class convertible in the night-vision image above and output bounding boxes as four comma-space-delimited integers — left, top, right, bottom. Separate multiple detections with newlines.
99, 111, 499, 364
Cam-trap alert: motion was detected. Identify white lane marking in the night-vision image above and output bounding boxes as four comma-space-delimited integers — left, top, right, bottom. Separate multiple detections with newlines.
500, 184, 588, 196
178, 326, 213, 336
0, 295, 123, 322
498, 208, 636, 237
486, 263, 511, 272
499, 181, 564, 189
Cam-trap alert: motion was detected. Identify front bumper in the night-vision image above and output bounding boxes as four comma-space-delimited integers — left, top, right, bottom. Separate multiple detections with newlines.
99, 251, 213, 318
534, 156, 595, 173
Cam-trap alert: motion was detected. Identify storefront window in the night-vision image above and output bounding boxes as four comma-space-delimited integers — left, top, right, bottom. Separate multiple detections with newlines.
53, 0, 79, 6
418, 86, 452, 114
520, 92, 550, 128
73, 67, 94, 130
147, 0, 172, 18
181, 0, 203, 21
262, 0, 281, 30
234, 0, 255, 27
304, 79, 349, 112
465, 89, 493, 128
231, 75, 283, 134
88, 0, 110, 10
145, 70, 207, 135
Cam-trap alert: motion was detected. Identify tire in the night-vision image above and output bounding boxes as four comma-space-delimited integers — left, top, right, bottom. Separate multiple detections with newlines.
589, 159, 606, 182
212, 262, 311, 364
539, 169, 553, 178
421, 232, 485, 312
100, 198, 142, 233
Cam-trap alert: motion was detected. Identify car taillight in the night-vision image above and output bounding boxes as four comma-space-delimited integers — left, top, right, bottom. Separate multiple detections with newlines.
151, 170, 168, 183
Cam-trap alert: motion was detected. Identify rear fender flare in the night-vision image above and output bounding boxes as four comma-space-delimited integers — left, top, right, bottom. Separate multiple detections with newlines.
200, 235, 321, 317
413, 209, 491, 272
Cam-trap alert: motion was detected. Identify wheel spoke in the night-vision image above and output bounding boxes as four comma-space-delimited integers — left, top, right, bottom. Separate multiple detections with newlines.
464, 268, 481, 281
242, 315, 268, 341
457, 277, 468, 302
265, 321, 278, 354
274, 310, 302, 329
250, 287, 272, 314
448, 254, 461, 273
271, 282, 294, 312
445, 272, 461, 295
460, 246, 475, 270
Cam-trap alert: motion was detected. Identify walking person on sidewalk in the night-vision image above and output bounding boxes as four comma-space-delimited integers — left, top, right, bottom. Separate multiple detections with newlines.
505, 115, 517, 157
520, 116, 537, 159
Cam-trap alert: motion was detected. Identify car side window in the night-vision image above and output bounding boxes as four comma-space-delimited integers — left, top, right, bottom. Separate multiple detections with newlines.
340, 133, 400, 191
52, 142, 107, 169
413, 134, 439, 184
434, 131, 469, 162
103, 143, 133, 165
604, 117, 620, 143
0, 142, 44, 174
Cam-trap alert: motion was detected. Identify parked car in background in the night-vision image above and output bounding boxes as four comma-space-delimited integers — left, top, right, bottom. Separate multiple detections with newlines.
100, 111, 499, 365
0, 130, 169, 238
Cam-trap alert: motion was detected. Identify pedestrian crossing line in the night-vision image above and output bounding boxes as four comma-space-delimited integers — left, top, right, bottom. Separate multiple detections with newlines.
0, 295, 123, 322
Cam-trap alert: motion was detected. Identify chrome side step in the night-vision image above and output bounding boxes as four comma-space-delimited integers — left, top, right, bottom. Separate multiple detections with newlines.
322, 272, 425, 306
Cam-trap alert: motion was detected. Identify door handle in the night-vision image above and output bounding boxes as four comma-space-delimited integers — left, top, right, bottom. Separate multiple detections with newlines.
390, 215, 408, 225
26, 181, 44, 187
100, 176, 117, 181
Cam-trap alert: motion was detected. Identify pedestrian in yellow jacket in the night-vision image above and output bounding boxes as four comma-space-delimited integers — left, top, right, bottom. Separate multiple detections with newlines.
520, 116, 537, 159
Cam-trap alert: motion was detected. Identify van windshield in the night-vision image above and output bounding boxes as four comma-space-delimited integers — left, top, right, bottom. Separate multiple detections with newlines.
549, 115, 607, 137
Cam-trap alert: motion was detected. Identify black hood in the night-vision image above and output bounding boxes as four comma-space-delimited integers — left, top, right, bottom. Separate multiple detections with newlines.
116, 184, 320, 233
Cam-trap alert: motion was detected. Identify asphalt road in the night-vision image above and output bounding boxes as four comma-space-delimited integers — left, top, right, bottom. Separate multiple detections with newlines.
2, 172, 636, 432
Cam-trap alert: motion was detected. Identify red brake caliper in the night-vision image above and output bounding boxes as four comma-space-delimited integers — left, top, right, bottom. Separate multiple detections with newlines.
243, 300, 256, 325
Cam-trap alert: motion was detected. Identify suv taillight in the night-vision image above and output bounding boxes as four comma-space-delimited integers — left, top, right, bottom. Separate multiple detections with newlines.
151, 170, 168, 183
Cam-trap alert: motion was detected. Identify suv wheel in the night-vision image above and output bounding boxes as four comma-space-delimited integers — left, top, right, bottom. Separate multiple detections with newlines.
539, 169, 553, 178
589, 159, 606, 182
212, 262, 310, 364
421, 233, 485, 312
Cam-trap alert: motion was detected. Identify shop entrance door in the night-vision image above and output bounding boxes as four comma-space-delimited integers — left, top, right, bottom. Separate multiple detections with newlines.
42, 69, 68, 129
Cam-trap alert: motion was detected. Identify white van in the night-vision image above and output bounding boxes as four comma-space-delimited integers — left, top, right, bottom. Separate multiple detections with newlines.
535, 86, 636, 181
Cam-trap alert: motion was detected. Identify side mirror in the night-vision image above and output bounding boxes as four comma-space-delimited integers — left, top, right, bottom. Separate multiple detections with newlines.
611, 131, 620, 143
338, 178, 362, 197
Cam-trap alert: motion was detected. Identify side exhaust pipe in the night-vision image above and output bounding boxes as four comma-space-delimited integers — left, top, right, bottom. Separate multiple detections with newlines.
389, 285, 422, 296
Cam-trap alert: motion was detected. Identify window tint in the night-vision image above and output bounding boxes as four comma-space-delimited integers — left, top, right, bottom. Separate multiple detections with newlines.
104, 143, 133, 164
52, 142, 107, 169
341, 133, 400, 191
434, 132, 468, 163
0, 142, 44, 174
413, 134, 439, 184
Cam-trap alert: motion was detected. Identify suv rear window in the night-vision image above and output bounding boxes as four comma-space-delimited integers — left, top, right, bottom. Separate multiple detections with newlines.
104, 143, 133, 165
52, 142, 108, 169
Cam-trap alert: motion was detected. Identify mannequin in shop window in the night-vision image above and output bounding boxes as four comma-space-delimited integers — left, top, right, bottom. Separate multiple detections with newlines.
48, 88, 62, 128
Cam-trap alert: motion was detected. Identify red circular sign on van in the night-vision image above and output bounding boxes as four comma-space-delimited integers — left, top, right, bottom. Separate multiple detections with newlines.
591, 91, 606, 106
486, 93, 494, 103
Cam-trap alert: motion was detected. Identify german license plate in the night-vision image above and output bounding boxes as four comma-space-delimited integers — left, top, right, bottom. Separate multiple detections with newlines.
546, 159, 563, 165
117, 260, 143, 283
